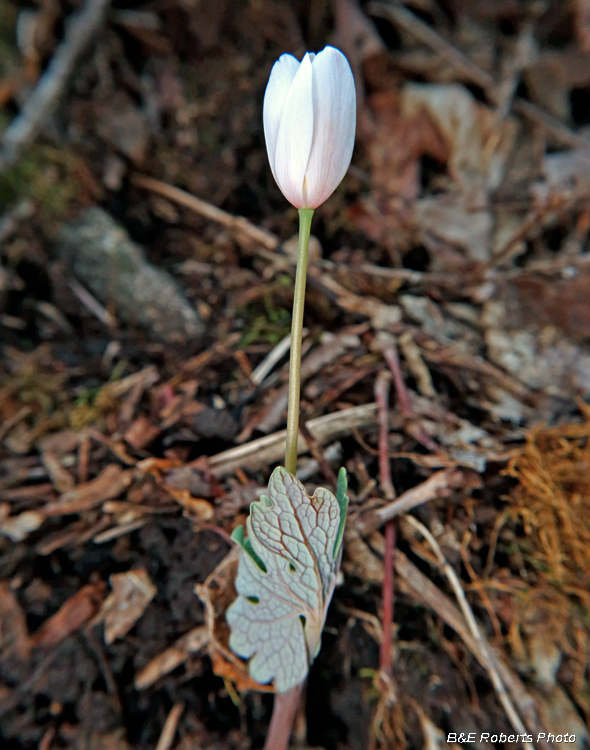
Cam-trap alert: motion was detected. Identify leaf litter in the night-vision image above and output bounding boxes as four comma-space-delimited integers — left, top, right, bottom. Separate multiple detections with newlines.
1, 0, 590, 747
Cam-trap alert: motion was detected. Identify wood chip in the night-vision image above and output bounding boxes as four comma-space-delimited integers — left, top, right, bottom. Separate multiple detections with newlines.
96, 569, 157, 644
0, 508, 44, 542
31, 582, 106, 648
124, 416, 161, 450
41, 452, 76, 493
135, 626, 208, 689
42, 465, 133, 515
357, 469, 463, 534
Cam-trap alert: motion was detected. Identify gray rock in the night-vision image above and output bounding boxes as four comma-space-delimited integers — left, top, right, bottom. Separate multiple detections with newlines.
56, 207, 203, 342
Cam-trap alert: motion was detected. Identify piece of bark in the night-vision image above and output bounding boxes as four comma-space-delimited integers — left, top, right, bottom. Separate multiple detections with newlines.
134, 625, 208, 689
56, 208, 204, 342
96, 569, 157, 644
30, 582, 106, 648
42, 464, 132, 515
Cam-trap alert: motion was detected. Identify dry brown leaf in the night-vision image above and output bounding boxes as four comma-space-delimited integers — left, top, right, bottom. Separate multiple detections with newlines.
96, 93, 149, 163
333, 0, 386, 101
42, 464, 133, 515
362, 88, 448, 202
165, 488, 214, 520
525, 48, 590, 121
399, 83, 517, 261
31, 582, 106, 648
98, 569, 157, 644
136, 457, 214, 519
507, 272, 590, 342
135, 625, 208, 689
195, 547, 274, 693
402, 83, 516, 196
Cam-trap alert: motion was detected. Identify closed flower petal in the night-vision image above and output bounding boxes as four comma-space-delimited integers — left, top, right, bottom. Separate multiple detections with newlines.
272, 53, 314, 209
303, 47, 356, 209
263, 47, 356, 210
263, 54, 300, 179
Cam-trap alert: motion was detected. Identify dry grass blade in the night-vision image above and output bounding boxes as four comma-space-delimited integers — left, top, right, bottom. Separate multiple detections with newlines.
504, 421, 590, 615
404, 516, 531, 746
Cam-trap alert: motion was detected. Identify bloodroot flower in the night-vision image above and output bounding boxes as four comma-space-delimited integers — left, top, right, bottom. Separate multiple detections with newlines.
263, 46, 356, 210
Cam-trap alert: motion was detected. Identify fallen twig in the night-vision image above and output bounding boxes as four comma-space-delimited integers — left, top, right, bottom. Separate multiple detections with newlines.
0, 0, 112, 171
250, 332, 295, 386
155, 702, 184, 750
208, 402, 378, 476
383, 340, 439, 451
357, 468, 462, 535
131, 173, 280, 252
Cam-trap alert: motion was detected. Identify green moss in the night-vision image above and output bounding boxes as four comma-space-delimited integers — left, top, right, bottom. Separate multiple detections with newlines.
239, 300, 291, 347
0, 145, 85, 220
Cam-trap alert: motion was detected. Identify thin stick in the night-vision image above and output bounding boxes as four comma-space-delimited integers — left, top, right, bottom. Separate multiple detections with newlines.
155, 701, 184, 750
381, 520, 396, 676
383, 342, 439, 452
404, 515, 533, 748
284, 208, 314, 475
0, 0, 112, 171
264, 684, 303, 750
131, 173, 279, 252
250, 332, 295, 386
358, 468, 460, 534
209, 402, 378, 476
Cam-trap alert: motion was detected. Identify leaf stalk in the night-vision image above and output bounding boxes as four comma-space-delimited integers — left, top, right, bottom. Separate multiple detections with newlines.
264, 683, 303, 750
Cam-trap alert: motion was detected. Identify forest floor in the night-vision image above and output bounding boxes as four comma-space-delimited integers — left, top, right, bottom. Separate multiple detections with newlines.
1, 0, 590, 748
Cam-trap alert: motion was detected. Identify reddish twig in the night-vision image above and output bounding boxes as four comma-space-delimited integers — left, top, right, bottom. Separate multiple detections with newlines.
383, 344, 440, 453
382, 347, 411, 419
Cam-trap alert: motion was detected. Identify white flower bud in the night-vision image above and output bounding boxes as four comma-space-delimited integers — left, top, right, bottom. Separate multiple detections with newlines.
263, 46, 356, 210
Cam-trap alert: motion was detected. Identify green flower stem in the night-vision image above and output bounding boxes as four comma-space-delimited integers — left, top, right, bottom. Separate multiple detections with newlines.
284, 207, 314, 475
